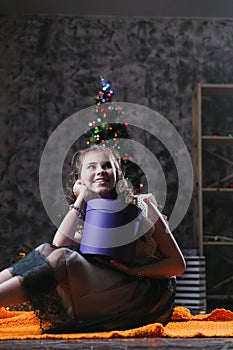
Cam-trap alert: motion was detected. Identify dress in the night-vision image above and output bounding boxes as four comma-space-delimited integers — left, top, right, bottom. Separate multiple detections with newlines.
11, 194, 176, 333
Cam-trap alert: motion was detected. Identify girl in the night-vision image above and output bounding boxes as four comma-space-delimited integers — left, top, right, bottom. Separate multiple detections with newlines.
0, 145, 185, 333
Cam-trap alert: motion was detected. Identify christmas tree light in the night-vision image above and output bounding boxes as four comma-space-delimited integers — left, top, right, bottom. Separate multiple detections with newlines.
86, 76, 128, 150
85, 76, 146, 193
95, 76, 114, 105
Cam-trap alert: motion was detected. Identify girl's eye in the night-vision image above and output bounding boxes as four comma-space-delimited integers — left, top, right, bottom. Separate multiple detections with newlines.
87, 164, 96, 170
103, 161, 112, 169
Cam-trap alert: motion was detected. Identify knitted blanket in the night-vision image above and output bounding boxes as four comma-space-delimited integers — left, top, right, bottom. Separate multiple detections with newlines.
0, 306, 233, 339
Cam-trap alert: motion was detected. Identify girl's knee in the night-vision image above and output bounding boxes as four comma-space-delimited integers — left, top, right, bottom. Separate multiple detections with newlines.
35, 243, 56, 257
46, 248, 67, 282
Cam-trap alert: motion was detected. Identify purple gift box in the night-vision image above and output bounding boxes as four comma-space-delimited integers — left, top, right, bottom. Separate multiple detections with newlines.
80, 198, 142, 265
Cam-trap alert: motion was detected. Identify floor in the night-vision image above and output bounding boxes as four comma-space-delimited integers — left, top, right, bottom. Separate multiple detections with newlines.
0, 338, 233, 349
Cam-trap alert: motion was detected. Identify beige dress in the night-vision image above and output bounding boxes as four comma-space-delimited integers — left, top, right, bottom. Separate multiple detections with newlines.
11, 194, 176, 333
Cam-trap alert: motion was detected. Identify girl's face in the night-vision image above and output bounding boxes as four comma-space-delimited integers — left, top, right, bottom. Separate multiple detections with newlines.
80, 150, 117, 198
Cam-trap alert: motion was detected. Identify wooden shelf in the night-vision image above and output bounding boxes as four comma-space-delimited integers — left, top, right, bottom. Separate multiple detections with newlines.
202, 188, 233, 192
202, 136, 233, 146
200, 83, 233, 96
203, 241, 233, 246
202, 136, 233, 140
192, 84, 233, 302
192, 83, 233, 258
208, 294, 233, 300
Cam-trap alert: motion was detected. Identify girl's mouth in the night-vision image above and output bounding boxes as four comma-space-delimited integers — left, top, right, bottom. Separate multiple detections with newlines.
94, 178, 107, 184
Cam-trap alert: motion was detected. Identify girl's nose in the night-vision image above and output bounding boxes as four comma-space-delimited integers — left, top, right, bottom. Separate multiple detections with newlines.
96, 165, 105, 174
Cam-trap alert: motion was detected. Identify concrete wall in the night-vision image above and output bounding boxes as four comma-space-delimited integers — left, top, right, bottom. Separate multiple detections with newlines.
1, 15, 233, 269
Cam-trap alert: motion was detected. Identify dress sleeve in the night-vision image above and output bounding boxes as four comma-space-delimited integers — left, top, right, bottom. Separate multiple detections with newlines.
134, 193, 159, 259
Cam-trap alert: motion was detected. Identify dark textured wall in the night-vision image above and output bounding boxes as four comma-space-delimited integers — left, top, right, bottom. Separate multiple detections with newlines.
1, 15, 233, 270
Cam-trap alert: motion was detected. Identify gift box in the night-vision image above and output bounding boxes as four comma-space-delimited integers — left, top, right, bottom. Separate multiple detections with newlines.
80, 198, 142, 265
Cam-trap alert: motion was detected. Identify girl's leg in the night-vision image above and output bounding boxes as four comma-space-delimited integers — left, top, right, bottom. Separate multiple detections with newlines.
0, 242, 57, 290
10, 245, 67, 300
0, 275, 27, 307
45, 248, 67, 284
0, 268, 14, 284
0, 244, 68, 308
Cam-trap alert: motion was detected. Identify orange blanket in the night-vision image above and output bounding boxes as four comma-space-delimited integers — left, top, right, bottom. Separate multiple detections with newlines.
0, 306, 233, 339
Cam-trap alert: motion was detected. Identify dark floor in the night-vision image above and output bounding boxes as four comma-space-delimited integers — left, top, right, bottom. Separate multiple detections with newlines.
0, 338, 233, 350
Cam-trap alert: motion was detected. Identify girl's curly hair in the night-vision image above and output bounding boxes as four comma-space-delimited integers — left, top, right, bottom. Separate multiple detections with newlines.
66, 144, 133, 204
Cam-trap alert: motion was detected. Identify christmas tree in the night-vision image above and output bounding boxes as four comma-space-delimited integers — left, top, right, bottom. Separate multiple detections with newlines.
85, 76, 145, 194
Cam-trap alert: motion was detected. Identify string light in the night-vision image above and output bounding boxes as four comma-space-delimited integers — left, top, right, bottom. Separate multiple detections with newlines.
86, 76, 145, 194
95, 76, 114, 105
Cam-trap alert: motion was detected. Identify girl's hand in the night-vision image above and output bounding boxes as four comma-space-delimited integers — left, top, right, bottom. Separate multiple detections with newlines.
73, 179, 92, 202
93, 257, 138, 276
109, 259, 137, 276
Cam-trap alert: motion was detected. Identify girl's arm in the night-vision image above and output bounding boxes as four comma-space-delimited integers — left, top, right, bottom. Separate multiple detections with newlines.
52, 195, 85, 247
110, 198, 186, 279
52, 180, 89, 247
134, 216, 186, 278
